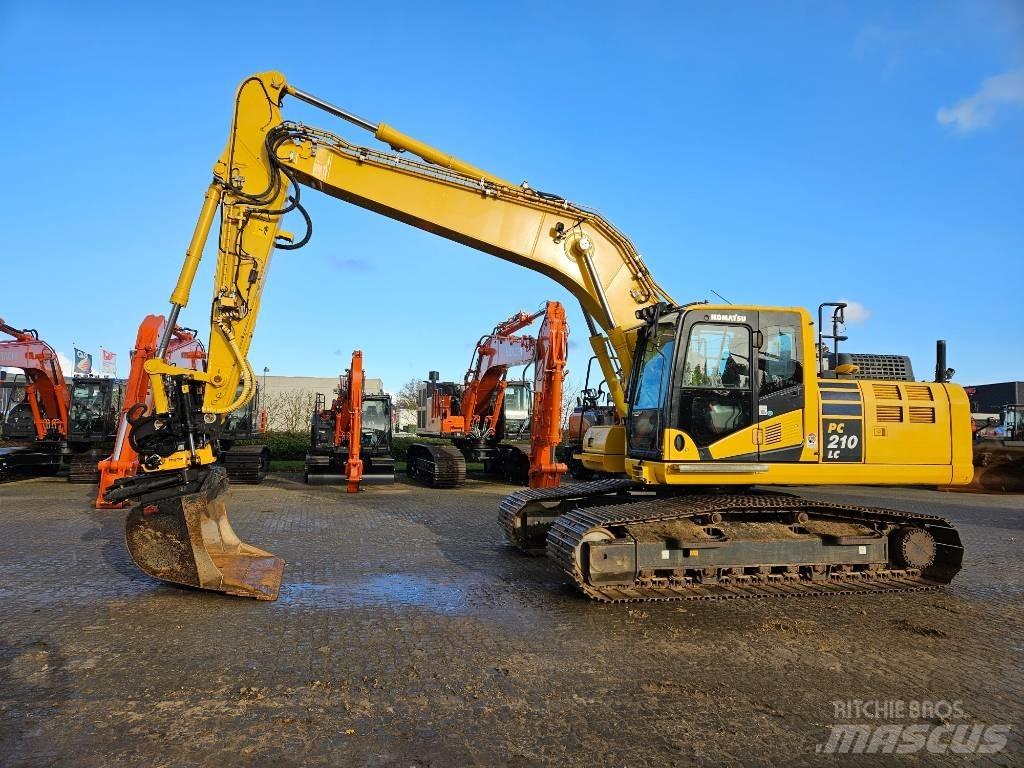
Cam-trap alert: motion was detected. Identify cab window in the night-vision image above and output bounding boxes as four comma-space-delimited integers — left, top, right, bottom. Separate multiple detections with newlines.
677, 323, 753, 447
681, 325, 750, 389
628, 321, 676, 453
759, 316, 803, 396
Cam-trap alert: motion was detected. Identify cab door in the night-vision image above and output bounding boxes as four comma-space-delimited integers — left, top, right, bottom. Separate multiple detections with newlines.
672, 316, 757, 460
756, 311, 806, 461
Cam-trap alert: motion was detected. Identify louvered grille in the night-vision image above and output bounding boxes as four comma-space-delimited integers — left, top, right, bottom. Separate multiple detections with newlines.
764, 423, 783, 444
872, 384, 901, 400
906, 385, 934, 401
876, 405, 903, 422
909, 407, 936, 423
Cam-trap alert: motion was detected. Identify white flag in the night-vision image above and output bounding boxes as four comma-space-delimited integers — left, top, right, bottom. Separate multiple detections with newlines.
101, 348, 116, 376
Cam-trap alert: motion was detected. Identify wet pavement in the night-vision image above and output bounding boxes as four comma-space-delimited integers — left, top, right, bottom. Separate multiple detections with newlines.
0, 475, 1021, 766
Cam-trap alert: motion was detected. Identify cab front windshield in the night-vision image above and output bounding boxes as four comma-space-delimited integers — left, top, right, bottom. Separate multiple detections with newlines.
628, 318, 677, 453
503, 381, 532, 437
70, 381, 107, 432
361, 398, 390, 432
503, 382, 532, 419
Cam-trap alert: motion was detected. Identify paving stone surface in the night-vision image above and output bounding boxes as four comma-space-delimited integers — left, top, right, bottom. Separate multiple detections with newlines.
0, 475, 1021, 766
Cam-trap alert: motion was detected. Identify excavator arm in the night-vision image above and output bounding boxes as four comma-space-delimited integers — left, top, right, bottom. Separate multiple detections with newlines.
460, 309, 541, 438
109, 71, 673, 600
332, 351, 364, 493
529, 302, 569, 488
461, 304, 569, 489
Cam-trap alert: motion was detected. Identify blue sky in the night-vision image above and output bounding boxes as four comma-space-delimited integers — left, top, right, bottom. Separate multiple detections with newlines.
1, 1, 1021, 392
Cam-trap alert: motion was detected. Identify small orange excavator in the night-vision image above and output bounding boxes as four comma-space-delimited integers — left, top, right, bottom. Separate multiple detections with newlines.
95, 316, 206, 508
0, 317, 71, 480
410, 301, 568, 489
305, 350, 395, 491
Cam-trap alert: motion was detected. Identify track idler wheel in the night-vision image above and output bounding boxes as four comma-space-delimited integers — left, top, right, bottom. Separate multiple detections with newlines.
124, 466, 284, 600
892, 527, 936, 570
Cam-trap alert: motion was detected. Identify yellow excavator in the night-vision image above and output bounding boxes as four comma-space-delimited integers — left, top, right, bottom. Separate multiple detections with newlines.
105, 72, 972, 602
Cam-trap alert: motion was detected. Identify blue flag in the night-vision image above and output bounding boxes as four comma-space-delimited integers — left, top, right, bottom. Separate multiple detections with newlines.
74, 348, 92, 375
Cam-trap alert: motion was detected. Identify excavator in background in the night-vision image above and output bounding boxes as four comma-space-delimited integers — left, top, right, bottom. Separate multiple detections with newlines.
0, 317, 129, 484
105, 72, 971, 603
967, 403, 1024, 492
410, 303, 567, 488
558, 355, 620, 480
304, 350, 395, 491
0, 317, 70, 480
217, 384, 270, 484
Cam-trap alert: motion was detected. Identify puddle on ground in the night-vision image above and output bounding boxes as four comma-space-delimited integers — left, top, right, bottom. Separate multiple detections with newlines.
276, 574, 473, 614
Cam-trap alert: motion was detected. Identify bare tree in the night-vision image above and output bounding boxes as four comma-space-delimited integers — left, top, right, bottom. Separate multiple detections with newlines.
262, 389, 315, 433
394, 377, 421, 433
560, 378, 584, 433
396, 377, 420, 412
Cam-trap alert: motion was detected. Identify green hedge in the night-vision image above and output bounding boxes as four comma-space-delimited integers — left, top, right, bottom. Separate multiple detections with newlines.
235, 431, 308, 460
239, 431, 448, 462
390, 434, 448, 462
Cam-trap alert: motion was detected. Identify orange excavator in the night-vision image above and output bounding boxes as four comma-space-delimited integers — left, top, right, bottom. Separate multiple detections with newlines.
410, 302, 568, 488
0, 317, 70, 480
96, 316, 206, 508
305, 350, 395, 491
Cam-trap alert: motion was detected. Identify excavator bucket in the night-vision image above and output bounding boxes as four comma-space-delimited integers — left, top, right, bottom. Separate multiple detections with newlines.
122, 467, 284, 600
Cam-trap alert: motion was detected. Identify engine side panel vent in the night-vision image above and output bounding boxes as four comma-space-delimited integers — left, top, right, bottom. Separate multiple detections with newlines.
829, 353, 915, 381
872, 384, 901, 400
905, 384, 934, 401
876, 405, 903, 422
909, 406, 936, 424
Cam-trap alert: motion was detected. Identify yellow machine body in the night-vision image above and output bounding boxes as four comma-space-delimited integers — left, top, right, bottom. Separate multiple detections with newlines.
576, 424, 627, 475
605, 305, 973, 487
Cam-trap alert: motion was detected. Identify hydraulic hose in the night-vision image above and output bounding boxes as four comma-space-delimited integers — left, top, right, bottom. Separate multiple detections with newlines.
204, 320, 255, 415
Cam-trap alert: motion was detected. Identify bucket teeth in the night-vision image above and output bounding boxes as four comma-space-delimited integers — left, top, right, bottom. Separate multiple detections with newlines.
123, 466, 284, 600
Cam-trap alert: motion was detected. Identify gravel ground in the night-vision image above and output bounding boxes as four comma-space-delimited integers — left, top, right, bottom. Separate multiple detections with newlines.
0, 475, 1021, 767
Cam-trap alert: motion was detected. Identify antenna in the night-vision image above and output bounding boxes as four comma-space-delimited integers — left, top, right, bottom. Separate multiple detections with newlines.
710, 289, 732, 305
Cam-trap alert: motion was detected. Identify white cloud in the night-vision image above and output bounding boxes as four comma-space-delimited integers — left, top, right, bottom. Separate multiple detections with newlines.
57, 351, 75, 377
838, 299, 871, 325
937, 68, 1024, 134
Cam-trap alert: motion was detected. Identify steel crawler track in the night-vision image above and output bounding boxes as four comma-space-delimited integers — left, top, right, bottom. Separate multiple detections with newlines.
499, 478, 641, 554
67, 451, 102, 484
220, 446, 269, 484
407, 444, 466, 488
544, 493, 963, 603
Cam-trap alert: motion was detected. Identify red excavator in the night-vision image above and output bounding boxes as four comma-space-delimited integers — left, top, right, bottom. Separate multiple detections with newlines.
95, 316, 206, 507
0, 317, 70, 480
304, 350, 396, 492
409, 302, 568, 489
